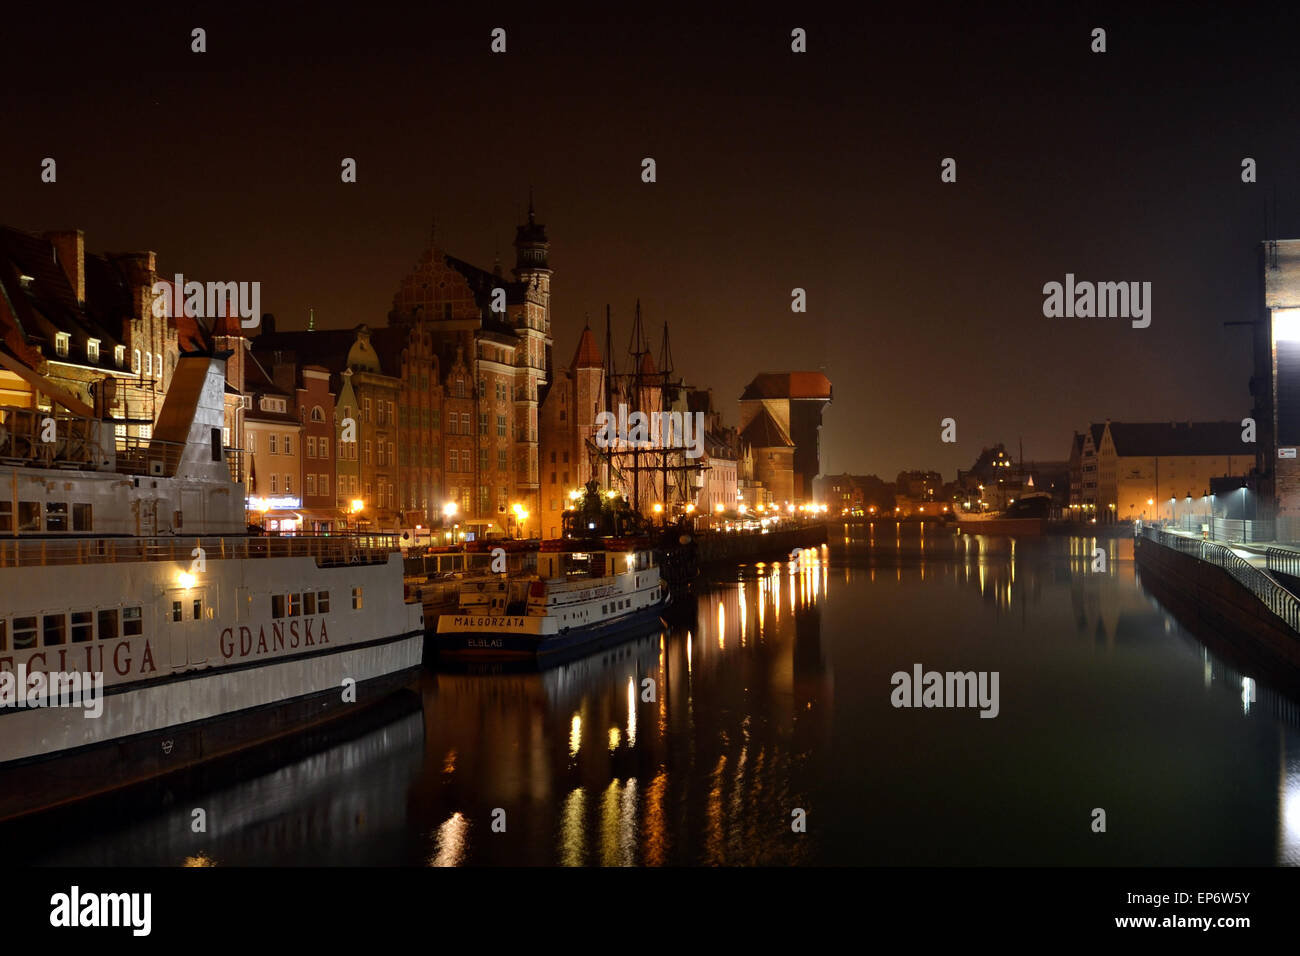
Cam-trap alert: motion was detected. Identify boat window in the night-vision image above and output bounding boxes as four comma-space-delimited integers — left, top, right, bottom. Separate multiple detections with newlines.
271, 595, 286, 619
0, 502, 11, 532
0, 620, 5, 650
287, 594, 301, 617
73, 503, 92, 531
43, 613, 66, 646
18, 501, 40, 532
172, 601, 183, 623
123, 607, 143, 637
192, 598, 203, 620
46, 502, 68, 532
13, 616, 37, 649
318, 591, 330, 613
71, 611, 92, 643
303, 592, 316, 615
602, 604, 607, 614
352, 587, 363, 610
97, 609, 118, 641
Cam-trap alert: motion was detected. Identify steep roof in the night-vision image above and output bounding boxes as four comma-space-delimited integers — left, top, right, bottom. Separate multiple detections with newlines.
570, 324, 601, 369
741, 406, 793, 448
1106, 421, 1246, 457
740, 371, 832, 401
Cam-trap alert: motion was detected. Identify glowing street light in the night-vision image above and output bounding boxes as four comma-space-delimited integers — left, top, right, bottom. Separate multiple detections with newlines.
442, 501, 458, 519
350, 499, 365, 514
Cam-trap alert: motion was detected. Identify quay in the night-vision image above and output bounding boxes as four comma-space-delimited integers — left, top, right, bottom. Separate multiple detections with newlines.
1133, 525, 1300, 684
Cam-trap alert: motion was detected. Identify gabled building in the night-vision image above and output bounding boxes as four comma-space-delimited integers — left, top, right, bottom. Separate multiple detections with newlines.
738, 372, 832, 506
0, 226, 172, 439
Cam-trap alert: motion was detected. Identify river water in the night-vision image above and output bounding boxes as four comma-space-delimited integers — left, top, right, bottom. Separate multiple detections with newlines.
13, 527, 1300, 866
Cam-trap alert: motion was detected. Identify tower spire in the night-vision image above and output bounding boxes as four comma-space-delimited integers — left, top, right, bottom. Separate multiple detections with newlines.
308, 307, 315, 332
528, 185, 535, 224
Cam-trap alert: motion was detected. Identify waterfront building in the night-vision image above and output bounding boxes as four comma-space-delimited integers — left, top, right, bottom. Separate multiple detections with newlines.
538, 323, 604, 540
738, 372, 832, 505
0, 226, 174, 441
1075, 420, 1252, 522
387, 203, 554, 537
687, 388, 741, 514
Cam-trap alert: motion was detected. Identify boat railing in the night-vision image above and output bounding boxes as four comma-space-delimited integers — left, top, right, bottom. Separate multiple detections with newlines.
0, 532, 400, 570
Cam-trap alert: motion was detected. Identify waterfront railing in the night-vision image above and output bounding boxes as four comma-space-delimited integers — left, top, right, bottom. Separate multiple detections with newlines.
1139, 526, 1300, 633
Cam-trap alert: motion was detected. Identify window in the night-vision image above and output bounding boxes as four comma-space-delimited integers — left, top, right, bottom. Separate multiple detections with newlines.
155, 354, 162, 379
364, 440, 372, 465
287, 594, 301, 617
18, 501, 40, 532
124, 607, 142, 636
13, 616, 37, 650
272, 595, 286, 619
271, 474, 278, 493
307, 437, 316, 458
45, 502, 68, 531
137, 423, 152, 440
283, 435, 292, 456
352, 587, 363, 610
55, 332, 69, 357
0, 501, 10, 532
378, 443, 386, 466
432, 409, 440, 430
498, 450, 508, 471
98, 609, 118, 642
479, 448, 488, 471
378, 401, 386, 425
193, 598, 203, 620
387, 401, 394, 422
0, 620, 6, 651
311, 405, 325, 423
303, 592, 316, 615
114, 345, 125, 368
319, 474, 329, 495
269, 434, 278, 455
455, 378, 465, 399
562, 451, 569, 464
133, 349, 141, 373
285, 475, 292, 494
497, 414, 507, 437
388, 442, 395, 465
319, 437, 328, 459
145, 351, 152, 375
87, 339, 99, 362
172, 601, 183, 623
363, 398, 372, 422
306, 474, 316, 495
43, 614, 66, 646
318, 591, 331, 613
248, 433, 257, 455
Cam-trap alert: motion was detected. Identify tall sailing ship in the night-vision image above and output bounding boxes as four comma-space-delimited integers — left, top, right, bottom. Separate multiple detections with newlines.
0, 350, 424, 822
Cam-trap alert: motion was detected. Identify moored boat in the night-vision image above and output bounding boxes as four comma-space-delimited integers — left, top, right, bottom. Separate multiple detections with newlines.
434, 538, 669, 660
0, 351, 425, 822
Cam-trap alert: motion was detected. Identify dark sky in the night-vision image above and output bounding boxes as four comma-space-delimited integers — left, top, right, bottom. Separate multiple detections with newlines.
4, 3, 1297, 478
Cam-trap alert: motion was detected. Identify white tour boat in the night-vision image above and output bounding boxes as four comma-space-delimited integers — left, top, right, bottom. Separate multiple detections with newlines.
0, 351, 424, 822
435, 538, 669, 661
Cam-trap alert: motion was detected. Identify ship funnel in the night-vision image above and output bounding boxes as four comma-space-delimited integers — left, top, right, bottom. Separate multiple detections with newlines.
150, 351, 232, 482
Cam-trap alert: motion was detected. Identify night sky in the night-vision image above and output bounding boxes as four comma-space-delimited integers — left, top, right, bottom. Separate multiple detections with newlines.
4, 4, 1297, 477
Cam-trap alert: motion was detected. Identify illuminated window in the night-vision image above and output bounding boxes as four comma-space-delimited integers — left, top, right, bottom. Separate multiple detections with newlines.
55, 333, 69, 357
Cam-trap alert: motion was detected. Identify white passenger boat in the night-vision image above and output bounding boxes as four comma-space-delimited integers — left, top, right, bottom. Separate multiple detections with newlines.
434, 538, 669, 660
0, 351, 424, 822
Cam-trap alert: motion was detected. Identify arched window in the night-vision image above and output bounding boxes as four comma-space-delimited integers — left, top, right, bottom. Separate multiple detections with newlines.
311, 405, 325, 423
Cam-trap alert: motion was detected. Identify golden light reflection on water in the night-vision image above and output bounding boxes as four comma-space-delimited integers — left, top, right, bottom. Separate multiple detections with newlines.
182, 853, 216, 867
429, 811, 469, 867
599, 777, 639, 866
627, 676, 637, 748
559, 788, 586, 866
608, 727, 621, 751
717, 600, 725, 650
569, 713, 582, 757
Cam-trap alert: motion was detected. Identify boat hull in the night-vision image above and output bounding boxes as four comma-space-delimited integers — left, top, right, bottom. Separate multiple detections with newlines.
0, 631, 424, 823
435, 604, 667, 661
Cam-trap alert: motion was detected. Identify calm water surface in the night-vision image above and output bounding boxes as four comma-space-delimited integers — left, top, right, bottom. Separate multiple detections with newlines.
14, 527, 1300, 866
